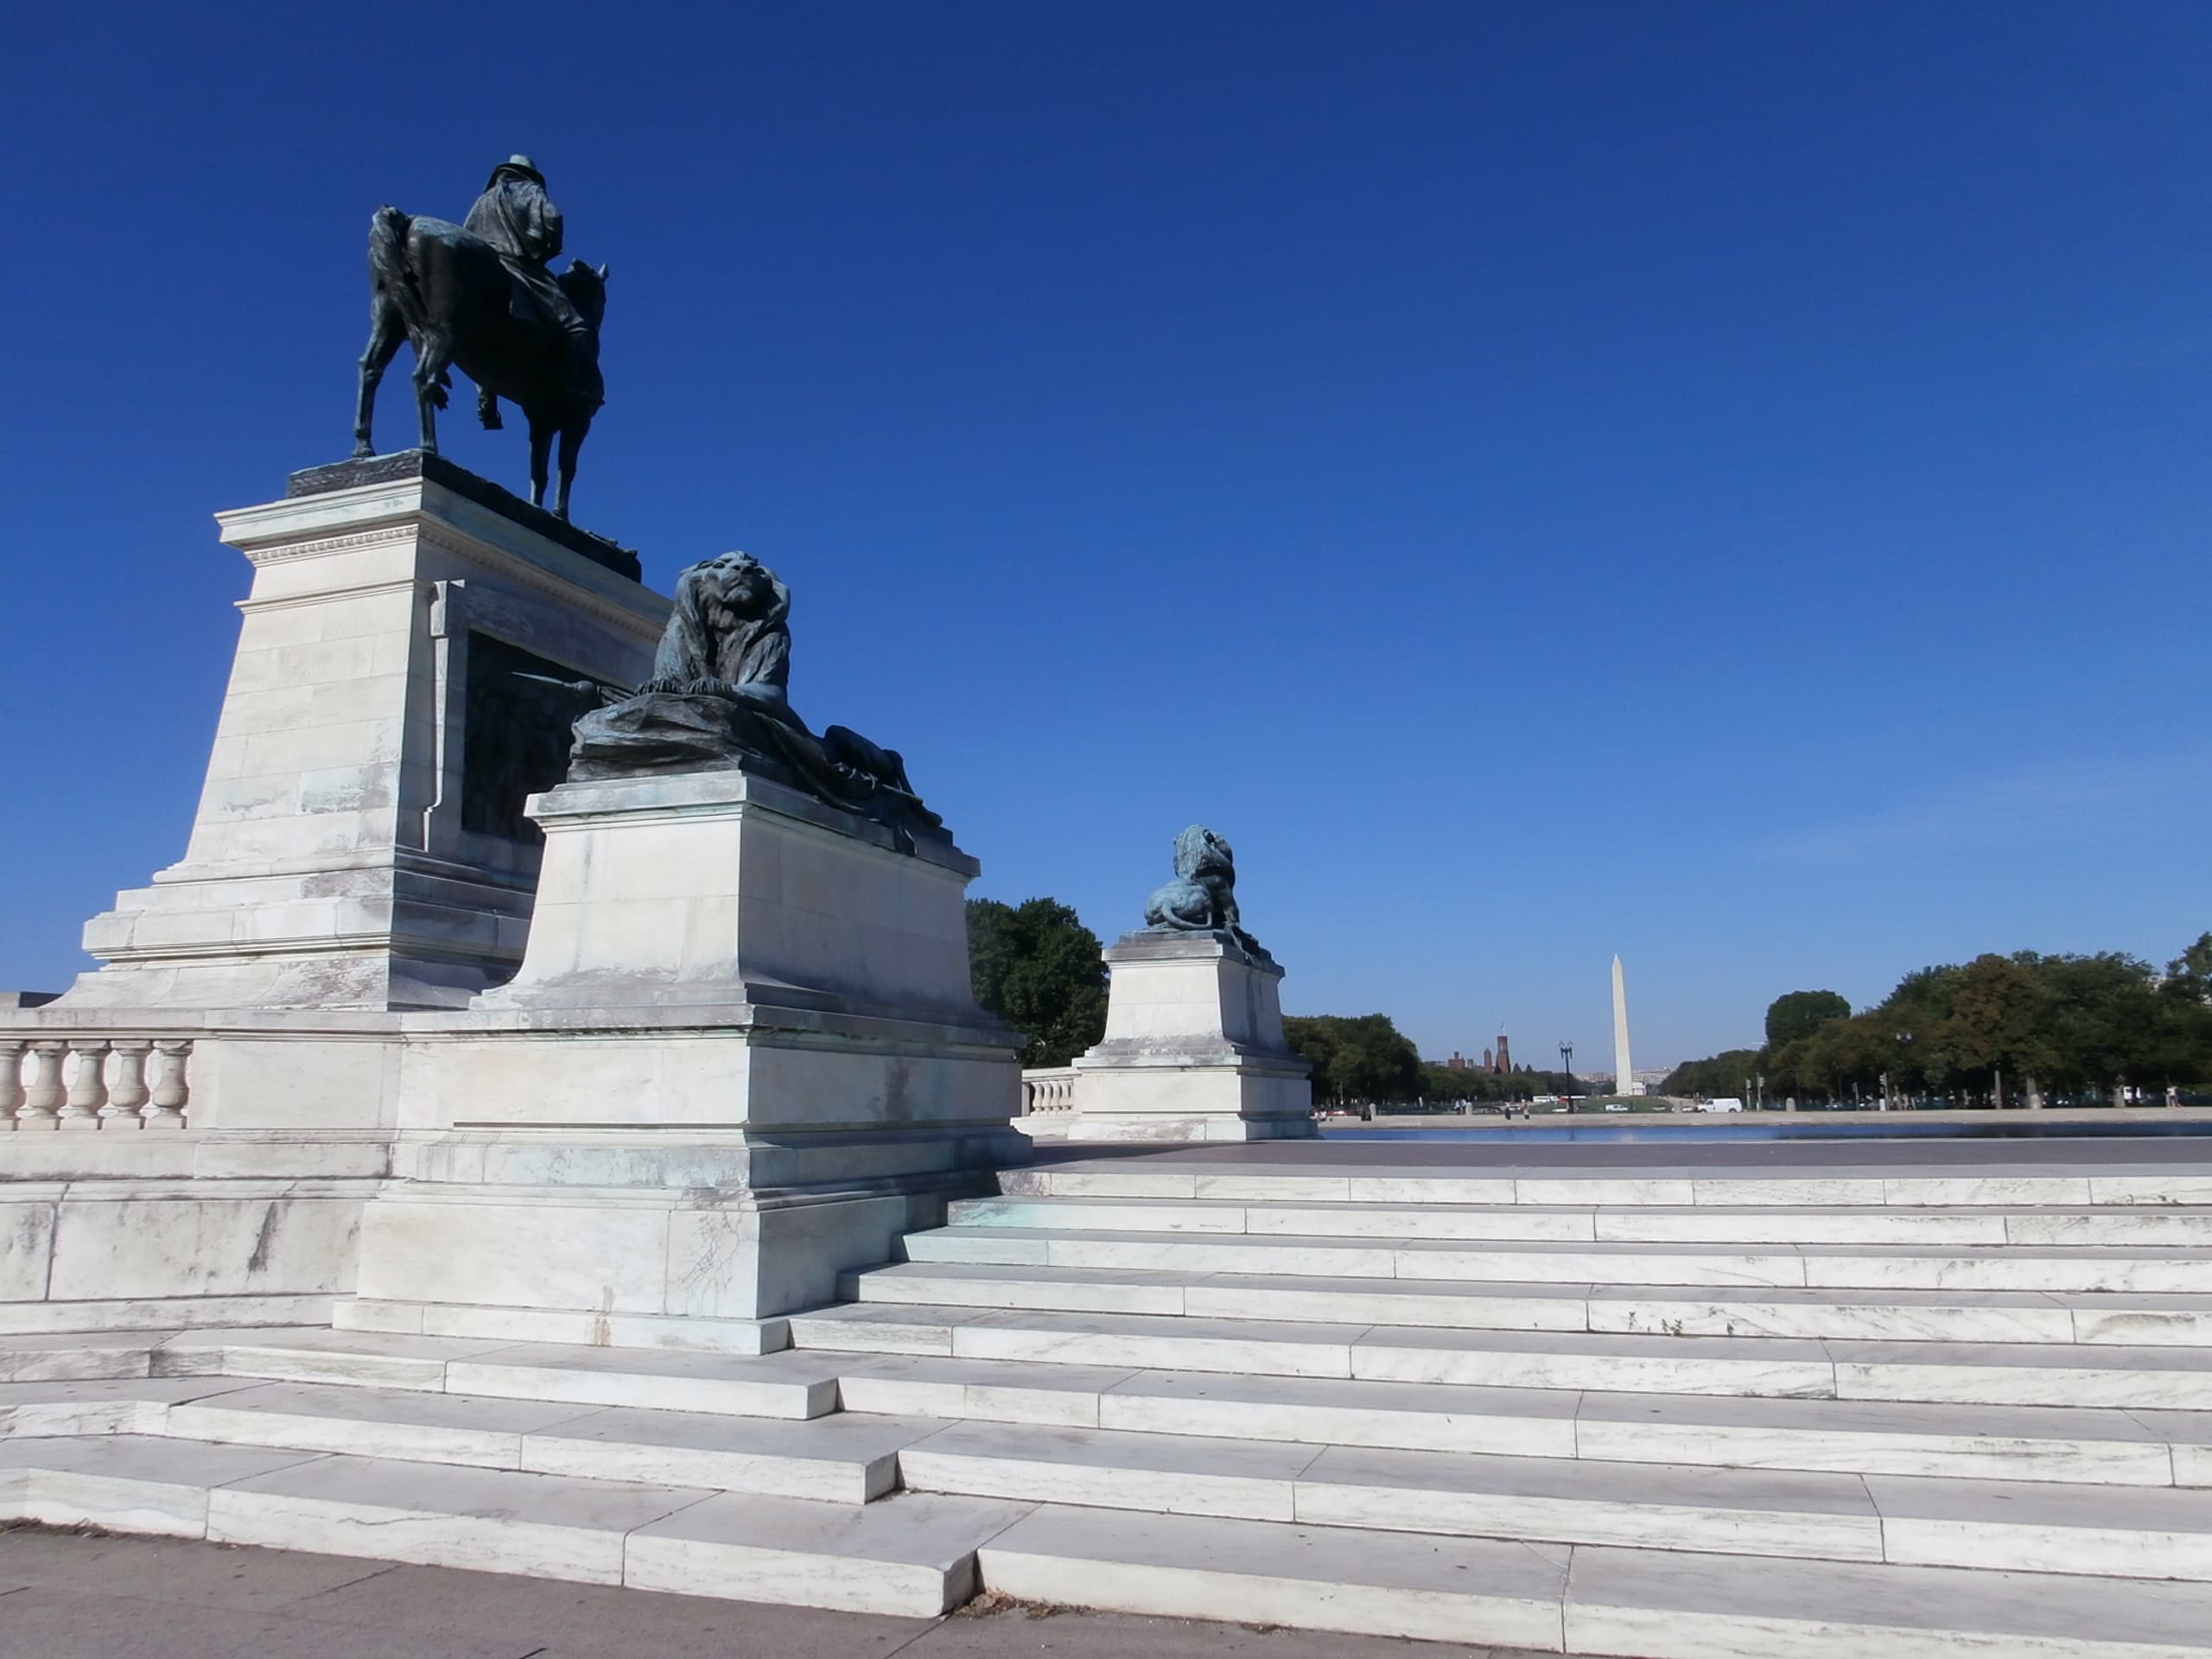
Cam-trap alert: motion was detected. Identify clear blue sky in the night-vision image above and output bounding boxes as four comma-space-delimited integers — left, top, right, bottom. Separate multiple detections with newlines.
3, 2, 2207, 1067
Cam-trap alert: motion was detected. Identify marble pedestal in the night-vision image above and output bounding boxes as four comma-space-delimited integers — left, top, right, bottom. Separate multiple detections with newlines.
340, 768, 1027, 1351
1062, 932, 1315, 1142
3, 457, 667, 1335
60, 454, 666, 1013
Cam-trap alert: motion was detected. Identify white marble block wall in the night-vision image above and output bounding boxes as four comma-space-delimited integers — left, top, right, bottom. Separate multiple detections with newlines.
341, 765, 1028, 1342
479, 771, 977, 1019
60, 472, 667, 1013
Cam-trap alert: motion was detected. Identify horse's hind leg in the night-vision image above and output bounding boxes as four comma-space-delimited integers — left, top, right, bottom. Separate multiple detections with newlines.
527, 419, 553, 510
354, 292, 405, 458
412, 333, 454, 455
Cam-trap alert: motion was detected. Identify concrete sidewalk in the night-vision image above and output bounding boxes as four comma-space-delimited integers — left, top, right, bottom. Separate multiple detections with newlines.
0, 1526, 1514, 1659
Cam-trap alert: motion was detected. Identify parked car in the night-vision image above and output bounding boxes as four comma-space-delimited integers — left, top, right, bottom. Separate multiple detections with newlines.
1700, 1096, 1745, 1114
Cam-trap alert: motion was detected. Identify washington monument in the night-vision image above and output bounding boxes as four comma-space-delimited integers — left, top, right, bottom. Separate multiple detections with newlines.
1611, 955, 1634, 1096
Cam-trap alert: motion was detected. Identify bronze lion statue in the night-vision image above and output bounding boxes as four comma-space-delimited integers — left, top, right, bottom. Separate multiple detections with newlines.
1141, 824, 1268, 959
568, 551, 944, 848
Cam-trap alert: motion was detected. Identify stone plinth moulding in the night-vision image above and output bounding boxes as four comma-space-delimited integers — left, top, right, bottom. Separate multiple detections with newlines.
1060, 931, 1316, 1142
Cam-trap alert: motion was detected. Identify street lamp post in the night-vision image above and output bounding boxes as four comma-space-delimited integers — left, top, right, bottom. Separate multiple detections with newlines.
1559, 1039, 1574, 1112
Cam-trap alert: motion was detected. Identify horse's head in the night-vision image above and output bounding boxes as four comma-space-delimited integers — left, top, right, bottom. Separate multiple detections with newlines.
559, 259, 609, 329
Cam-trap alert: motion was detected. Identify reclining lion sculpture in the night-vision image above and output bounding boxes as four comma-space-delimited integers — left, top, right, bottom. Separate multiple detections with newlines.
566, 551, 946, 849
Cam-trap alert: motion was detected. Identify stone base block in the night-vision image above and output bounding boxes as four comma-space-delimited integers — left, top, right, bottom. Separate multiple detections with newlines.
66, 861, 537, 1014
59, 464, 665, 1014
393, 1016, 1026, 1154
1065, 1058, 1317, 1142
348, 1177, 955, 1334
476, 768, 982, 1022
0, 1177, 372, 1332
1063, 931, 1315, 1143
327, 757, 1028, 1344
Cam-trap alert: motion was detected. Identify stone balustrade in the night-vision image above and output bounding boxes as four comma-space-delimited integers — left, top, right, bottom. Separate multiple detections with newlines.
1020, 1066, 1079, 1116
0, 1036, 192, 1130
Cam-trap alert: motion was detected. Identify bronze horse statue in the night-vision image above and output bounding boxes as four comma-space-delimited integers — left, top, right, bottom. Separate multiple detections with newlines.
353, 206, 607, 519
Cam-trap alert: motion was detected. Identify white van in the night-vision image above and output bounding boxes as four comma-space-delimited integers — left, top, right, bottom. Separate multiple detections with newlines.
1700, 1096, 1745, 1114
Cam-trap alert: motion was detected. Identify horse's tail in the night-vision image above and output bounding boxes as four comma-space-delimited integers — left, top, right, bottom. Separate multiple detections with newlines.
368, 205, 428, 334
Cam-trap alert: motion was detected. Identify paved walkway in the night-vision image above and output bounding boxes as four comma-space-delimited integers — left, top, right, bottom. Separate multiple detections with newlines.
0, 1528, 1510, 1659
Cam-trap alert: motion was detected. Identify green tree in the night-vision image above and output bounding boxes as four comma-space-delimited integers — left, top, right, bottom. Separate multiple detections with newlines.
1284, 1014, 1422, 1107
1929, 953, 2059, 1103
1765, 990, 1853, 1048
1799, 1014, 1890, 1100
2169, 933, 2212, 999
2159, 936, 2212, 1087
1659, 1049, 1761, 1099
2040, 952, 2161, 1094
966, 897, 1107, 1068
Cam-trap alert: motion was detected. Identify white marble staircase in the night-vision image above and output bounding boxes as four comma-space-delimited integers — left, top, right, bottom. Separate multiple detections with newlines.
11, 1153, 2212, 1654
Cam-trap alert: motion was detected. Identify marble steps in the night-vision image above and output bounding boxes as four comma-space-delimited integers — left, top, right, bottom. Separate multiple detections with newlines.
836, 1353, 2203, 1485
788, 1302, 2212, 1408
183, 1329, 849, 1420
0, 1326, 848, 1418
0, 1433, 1029, 1614
902, 1224, 2212, 1293
159, 1380, 938, 1502
977, 1504, 2212, 1655
0, 1292, 338, 1337
0, 1375, 258, 1437
1001, 1161, 2209, 1210
950, 1195, 2212, 1247
894, 1417, 2212, 1580
844, 1259, 2212, 1345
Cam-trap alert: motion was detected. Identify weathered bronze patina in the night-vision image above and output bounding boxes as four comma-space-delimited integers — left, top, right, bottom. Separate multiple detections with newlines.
565, 553, 950, 849
352, 156, 607, 520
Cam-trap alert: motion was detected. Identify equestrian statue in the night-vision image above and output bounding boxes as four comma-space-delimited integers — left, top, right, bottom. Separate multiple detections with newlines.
353, 156, 607, 520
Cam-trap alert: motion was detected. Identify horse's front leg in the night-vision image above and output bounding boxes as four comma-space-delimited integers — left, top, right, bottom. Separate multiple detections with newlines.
354, 296, 404, 458
554, 417, 591, 522
527, 420, 553, 510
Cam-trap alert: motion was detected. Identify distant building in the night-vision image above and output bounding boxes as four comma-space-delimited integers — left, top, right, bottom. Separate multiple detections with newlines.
1493, 1034, 1512, 1073
1481, 1046, 1494, 1071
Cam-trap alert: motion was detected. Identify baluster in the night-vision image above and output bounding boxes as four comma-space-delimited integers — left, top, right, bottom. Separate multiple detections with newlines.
0, 1039, 24, 1129
21, 1042, 67, 1129
146, 1041, 193, 1128
60, 1039, 111, 1128
106, 1040, 152, 1128
0, 1039, 24, 1132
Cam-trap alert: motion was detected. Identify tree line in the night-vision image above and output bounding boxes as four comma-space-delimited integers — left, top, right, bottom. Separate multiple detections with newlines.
962, 898, 2212, 1111
1662, 933, 2212, 1106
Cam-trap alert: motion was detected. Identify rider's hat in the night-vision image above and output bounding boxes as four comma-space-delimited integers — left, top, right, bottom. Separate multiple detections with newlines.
486, 154, 545, 189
